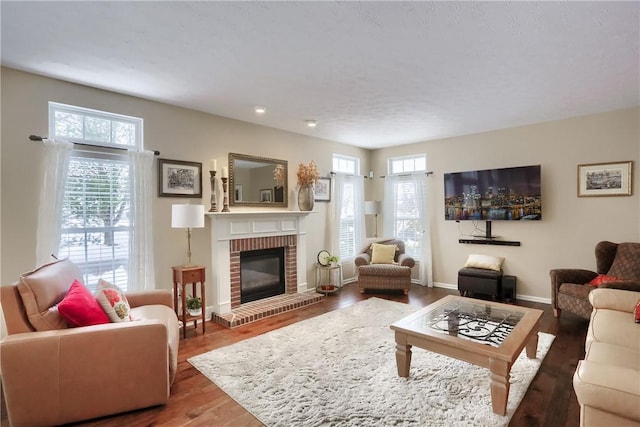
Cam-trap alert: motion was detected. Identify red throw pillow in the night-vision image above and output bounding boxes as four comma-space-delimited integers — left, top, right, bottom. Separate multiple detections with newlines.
588, 274, 621, 287
58, 279, 110, 327
635, 300, 640, 323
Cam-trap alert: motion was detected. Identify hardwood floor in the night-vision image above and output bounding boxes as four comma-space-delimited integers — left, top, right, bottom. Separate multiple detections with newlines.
4, 284, 588, 426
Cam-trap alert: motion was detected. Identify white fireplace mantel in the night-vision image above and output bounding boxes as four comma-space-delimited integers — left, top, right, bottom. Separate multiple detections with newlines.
206, 211, 313, 314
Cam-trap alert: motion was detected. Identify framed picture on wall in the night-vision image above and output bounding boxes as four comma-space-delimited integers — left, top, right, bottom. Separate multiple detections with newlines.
577, 161, 633, 197
158, 158, 203, 198
315, 177, 331, 201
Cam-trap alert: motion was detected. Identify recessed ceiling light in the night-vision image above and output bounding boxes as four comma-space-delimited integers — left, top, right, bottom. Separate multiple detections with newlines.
255, 106, 266, 114
305, 120, 317, 128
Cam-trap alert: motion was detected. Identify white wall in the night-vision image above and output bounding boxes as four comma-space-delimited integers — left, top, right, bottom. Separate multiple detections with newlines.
0, 68, 370, 295
372, 108, 640, 302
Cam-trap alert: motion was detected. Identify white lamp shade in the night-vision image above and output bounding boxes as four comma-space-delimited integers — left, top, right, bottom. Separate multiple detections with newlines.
171, 204, 205, 228
364, 201, 382, 215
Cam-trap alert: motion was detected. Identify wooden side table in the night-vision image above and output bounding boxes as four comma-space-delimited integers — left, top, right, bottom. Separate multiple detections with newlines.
172, 265, 206, 339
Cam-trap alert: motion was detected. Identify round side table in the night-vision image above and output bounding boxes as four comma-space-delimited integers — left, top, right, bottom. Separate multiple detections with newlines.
315, 263, 343, 295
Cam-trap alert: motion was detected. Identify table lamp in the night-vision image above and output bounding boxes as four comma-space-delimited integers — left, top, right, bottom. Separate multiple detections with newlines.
364, 200, 382, 238
171, 204, 205, 266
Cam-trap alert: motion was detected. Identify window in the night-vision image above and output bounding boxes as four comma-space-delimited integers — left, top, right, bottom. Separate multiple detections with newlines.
333, 154, 359, 175
386, 154, 427, 260
50, 102, 141, 148
388, 178, 423, 258
49, 102, 142, 291
332, 154, 363, 260
388, 154, 426, 175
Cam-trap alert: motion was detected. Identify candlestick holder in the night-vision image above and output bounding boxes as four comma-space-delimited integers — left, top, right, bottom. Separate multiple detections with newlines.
209, 171, 217, 212
221, 177, 230, 212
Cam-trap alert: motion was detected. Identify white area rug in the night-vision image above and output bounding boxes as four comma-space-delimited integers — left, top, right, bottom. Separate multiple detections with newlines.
189, 298, 554, 426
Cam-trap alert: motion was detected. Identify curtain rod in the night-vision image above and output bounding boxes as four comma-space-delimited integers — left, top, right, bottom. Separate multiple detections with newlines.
329, 171, 370, 178
379, 172, 433, 178
28, 135, 160, 156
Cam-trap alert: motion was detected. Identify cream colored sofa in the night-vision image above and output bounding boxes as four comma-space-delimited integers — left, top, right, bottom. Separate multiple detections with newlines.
573, 288, 640, 427
0, 259, 180, 427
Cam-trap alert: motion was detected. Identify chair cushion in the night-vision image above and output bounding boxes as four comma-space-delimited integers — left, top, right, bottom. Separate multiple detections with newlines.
358, 263, 411, 277
559, 282, 594, 299
95, 279, 132, 323
17, 258, 82, 331
130, 304, 180, 384
58, 280, 110, 327
464, 254, 504, 271
558, 283, 595, 319
371, 243, 397, 264
607, 243, 640, 281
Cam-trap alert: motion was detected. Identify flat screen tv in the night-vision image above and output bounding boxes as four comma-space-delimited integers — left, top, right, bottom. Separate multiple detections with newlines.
444, 165, 541, 221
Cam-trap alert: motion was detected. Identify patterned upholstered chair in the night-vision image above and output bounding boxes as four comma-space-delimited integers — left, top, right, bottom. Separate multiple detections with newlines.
550, 241, 640, 319
354, 238, 415, 294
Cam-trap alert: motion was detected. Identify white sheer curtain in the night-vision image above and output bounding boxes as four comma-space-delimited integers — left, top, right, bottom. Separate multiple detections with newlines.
329, 173, 345, 258
352, 175, 366, 253
383, 174, 400, 241
36, 139, 73, 266
328, 173, 365, 261
128, 150, 155, 291
383, 173, 432, 286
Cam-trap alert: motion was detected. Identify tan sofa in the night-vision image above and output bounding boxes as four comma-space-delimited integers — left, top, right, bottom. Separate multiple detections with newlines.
573, 288, 640, 427
0, 259, 180, 427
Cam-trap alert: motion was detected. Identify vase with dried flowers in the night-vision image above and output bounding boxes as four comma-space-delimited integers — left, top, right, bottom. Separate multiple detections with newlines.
296, 161, 320, 211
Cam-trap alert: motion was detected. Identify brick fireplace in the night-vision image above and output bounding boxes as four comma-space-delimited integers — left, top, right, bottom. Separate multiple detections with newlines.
230, 235, 297, 308
206, 211, 312, 315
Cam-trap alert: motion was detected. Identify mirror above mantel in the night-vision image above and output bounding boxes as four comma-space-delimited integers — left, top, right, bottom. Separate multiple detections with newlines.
228, 153, 288, 208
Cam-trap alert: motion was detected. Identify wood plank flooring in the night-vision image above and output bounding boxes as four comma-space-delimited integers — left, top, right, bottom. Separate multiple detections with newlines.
3, 284, 587, 427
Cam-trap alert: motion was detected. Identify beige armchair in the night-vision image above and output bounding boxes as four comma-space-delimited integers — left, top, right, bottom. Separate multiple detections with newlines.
354, 238, 415, 294
0, 259, 180, 427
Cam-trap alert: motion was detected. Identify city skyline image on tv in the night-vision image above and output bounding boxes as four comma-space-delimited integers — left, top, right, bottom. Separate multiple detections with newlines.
444, 165, 542, 221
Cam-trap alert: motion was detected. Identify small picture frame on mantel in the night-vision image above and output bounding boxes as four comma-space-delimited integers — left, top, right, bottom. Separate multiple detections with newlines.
577, 161, 633, 197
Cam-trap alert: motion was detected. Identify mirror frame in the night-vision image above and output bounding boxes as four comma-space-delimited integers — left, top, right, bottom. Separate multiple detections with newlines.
229, 153, 288, 208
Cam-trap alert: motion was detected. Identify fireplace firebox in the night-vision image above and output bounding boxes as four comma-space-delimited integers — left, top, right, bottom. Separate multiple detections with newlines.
240, 247, 285, 303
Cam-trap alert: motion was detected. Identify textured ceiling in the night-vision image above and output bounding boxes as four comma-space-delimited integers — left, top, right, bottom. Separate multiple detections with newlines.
2, 1, 638, 149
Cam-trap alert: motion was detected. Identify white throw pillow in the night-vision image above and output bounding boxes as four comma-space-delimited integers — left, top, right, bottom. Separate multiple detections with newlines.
464, 254, 504, 271
95, 279, 132, 322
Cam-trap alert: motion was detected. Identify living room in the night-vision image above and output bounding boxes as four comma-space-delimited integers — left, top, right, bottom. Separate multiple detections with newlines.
1, 2, 639, 426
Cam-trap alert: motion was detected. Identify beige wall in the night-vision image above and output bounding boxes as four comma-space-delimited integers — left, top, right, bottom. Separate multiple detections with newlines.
0, 68, 370, 294
2, 67, 638, 304
372, 108, 640, 301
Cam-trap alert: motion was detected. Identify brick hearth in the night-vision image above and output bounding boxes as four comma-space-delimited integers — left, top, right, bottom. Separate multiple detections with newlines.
211, 292, 324, 328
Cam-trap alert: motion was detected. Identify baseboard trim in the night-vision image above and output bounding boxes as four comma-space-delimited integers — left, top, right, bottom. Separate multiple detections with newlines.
432, 282, 551, 305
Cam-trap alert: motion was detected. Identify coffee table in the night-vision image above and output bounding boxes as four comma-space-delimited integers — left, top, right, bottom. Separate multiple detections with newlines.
390, 295, 543, 415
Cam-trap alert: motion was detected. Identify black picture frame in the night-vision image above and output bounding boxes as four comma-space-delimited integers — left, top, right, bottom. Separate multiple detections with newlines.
158, 158, 202, 198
